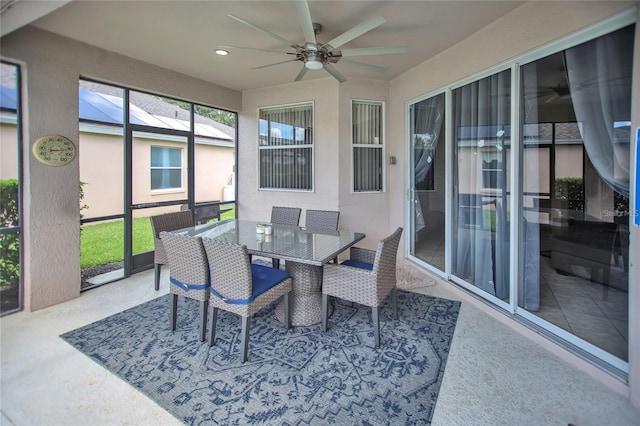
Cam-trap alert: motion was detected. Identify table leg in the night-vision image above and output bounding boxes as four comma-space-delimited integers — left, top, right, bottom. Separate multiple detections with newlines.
274, 261, 333, 326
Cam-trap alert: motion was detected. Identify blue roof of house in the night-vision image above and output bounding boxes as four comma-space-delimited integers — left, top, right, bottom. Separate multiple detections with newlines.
1, 86, 233, 141
0, 86, 17, 111
259, 119, 309, 142
457, 124, 511, 139
78, 88, 131, 124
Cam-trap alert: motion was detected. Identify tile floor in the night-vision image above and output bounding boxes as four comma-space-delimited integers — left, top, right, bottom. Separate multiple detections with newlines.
1, 268, 639, 425
415, 237, 629, 362
537, 256, 628, 360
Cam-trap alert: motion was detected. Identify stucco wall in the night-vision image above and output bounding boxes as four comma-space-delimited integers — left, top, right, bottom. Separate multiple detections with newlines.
0, 123, 19, 179
0, 26, 241, 311
336, 78, 392, 249
79, 132, 124, 218
3, 127, 234, 219
239, 78, 341, 224
239, 77, 392, 251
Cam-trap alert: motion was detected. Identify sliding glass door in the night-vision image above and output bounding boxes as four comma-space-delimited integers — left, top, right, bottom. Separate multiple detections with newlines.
451, 70, 511, 305
406, 16, 634, 370
519, 24, 633, 363
409, 93, 446, 271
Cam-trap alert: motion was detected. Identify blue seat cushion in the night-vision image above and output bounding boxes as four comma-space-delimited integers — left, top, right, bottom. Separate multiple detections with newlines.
341, 259, 373, 270
251, 263, 290, 297
211, 264, 289, 305
170, 277, 209, 291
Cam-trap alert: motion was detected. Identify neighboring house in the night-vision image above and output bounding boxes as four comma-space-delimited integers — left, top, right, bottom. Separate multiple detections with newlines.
0, 81, 236, 220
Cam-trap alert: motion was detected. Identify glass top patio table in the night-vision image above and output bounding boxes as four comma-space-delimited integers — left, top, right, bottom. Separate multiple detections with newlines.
174, 219, 365, 266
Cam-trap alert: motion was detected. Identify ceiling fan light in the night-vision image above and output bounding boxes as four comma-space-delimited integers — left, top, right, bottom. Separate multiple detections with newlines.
305, 54, 323, 70
305, 60, 323, 70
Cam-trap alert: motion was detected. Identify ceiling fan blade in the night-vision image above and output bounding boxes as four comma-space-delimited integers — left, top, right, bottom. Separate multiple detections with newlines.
340, 46, 409, 57
339, 59, 387, 73
294, 66, 308, 81
227, 14, 299, 48
326, 15, 386, 49
323, 63, 347, 83
252, 59, 298, 70
219, 45, 292, 54
295, 0, 316, 46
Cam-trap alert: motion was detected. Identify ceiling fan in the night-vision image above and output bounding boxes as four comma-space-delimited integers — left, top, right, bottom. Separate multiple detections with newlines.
538, 84, 572, 103
219, 0, 408, 83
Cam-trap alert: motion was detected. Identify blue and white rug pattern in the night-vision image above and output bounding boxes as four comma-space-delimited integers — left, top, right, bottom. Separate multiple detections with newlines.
61, 291, 460, 425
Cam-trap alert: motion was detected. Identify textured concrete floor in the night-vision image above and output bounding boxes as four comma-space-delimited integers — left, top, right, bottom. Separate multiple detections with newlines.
1, 268, 639, 426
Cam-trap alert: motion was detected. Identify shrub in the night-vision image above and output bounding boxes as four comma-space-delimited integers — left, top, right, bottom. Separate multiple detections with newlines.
79, 181, 89, 220
0, 179, 19, 227
554, 177, 584, 211
1, 180, 89, 288
0, 179, 19, 289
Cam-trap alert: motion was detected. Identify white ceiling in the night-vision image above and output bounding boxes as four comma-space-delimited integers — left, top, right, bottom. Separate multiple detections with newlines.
4, 0, 525, 92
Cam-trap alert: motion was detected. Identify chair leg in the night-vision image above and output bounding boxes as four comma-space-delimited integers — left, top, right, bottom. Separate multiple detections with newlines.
372, 306, 381, 347
284, 293, 291, 329
241, 316, 250, 363
391, 287, 398, 320
170, 294, 178, 331
272, 258, 280, 269
199, 300, 208, 342
209, 307, 218, 347
154, 264, 162, 291
321, 294, 329, 332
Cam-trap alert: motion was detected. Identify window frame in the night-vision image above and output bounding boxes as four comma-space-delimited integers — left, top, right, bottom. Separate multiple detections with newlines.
150, 145, 183, 192
351, 99, 386, 193
0, 61, 24, 316
481, 148, 504, 189
257, 101, 315, 192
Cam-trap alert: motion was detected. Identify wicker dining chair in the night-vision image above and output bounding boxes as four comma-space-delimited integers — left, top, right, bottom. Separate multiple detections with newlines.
321, 227, 403, 347
305, 209, 340, 263
150, 210, 194, 291
305, 209, 340, 232
159, 232, 210, 342
270, 206, 302, 226
181, 201, 232, 225
202, 238, 292, 362
269, 206, 302, 269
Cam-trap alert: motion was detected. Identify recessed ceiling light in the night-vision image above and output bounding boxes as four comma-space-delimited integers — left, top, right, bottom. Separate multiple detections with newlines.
215, 49, 229, 56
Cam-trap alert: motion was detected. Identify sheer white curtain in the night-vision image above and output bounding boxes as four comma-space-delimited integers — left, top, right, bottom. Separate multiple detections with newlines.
453, 70, 511, 298
564, 25, 634, 199
411, 95, 444, 234
520, 61, 544, 311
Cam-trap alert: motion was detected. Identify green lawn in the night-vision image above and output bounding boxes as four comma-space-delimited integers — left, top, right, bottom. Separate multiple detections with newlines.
80, 206, 236, 268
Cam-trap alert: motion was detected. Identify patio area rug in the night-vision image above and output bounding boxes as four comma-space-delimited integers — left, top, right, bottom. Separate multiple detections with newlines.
396, 267, 438, 291
61, 291, 460, 425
